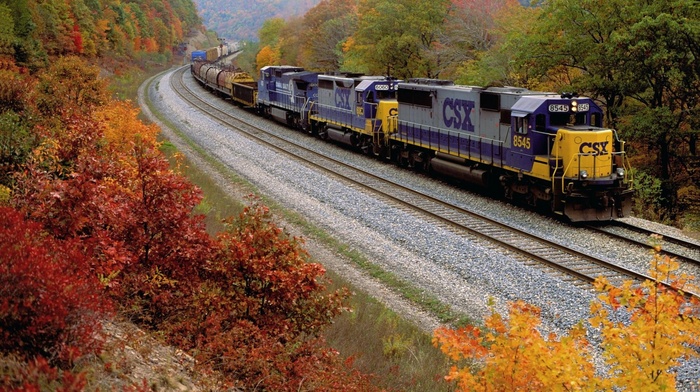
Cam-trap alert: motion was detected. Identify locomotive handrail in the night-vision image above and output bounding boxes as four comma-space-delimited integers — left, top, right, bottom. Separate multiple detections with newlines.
394, 119, 505, 167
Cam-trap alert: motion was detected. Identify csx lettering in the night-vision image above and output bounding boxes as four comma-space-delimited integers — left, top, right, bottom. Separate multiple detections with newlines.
335, 89, 351, 110
513, 135, 531, 149
579, 141, 609, 155
442, 98, 475, 132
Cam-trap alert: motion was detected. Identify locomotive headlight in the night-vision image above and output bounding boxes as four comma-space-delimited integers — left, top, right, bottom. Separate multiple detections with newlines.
616, 167, 625, 178
580, 170, 589, 179
571, 101, 578, 112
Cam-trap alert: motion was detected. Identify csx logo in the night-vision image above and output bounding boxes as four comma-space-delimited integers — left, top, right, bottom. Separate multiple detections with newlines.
579, 141, 609, 155
443, 98, 475, 132
335, 88, 351, 110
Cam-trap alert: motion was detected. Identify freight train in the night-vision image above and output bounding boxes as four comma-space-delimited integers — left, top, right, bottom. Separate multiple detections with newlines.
190, 59, 634, 222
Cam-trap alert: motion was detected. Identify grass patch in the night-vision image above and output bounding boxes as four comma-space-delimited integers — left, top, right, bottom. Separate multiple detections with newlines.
323, 272, 455, 391
108, 53, 175, 102
143, 73, 468, 390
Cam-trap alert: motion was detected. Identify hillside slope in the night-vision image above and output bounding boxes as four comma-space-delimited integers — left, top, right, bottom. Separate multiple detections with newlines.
193, 0, 319, 41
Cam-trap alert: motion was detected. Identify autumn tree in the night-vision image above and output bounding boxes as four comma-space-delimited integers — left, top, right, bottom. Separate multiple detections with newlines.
256, 45, 280, 69
260, 16, 308, 66
345, 0, 449, 78
590, 236, 700, 389
434, 237, 700, 391
437, 0, 510, 81
434, 300, 596, 391
0, 207, 112, 367
35, 56, 109, 118
443, 0, 538, 86
300, 0, 358, 71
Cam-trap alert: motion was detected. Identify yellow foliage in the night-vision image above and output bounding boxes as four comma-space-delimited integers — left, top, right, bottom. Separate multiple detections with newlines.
434, 301, 596, 391
0, 184, 10, 206
434, 238, 700, 391
256, 45, 280, 69
590, 235, 700, 391
93, 100, 160, 153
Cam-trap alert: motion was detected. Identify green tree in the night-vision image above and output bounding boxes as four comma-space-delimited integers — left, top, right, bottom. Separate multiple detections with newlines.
346, 0, 449, 78
258, 17, 286, 49
301, 0, 358, 71
1, 0, 46, 70
514, 0, 700, 223
0, 3, 14, 58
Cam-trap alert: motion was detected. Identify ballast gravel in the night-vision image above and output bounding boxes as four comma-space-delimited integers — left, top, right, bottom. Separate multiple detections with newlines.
141, 67, 700, 388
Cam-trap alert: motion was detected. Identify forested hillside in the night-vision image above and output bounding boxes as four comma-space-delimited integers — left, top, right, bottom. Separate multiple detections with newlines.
0, 0, 384, 390
1, 0, 202, 73
193, 0, 319, 41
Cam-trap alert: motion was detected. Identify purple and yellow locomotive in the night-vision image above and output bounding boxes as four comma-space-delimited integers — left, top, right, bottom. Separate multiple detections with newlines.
191, 59, 634, 222
386, 80, 633, 221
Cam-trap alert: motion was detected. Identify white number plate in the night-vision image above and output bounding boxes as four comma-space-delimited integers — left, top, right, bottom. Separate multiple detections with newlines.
549, 104, 569, 112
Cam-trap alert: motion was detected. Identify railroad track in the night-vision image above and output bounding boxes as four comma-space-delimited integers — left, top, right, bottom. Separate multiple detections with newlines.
585, 221, 700, 269
169, 65, 699, 300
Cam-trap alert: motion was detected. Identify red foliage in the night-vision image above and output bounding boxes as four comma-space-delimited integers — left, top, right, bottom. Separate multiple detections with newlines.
163, 201, 377, 390
211, 203, 345, 337
13, 137, 214, 326
0, 355, 88, 392
0, 207, 112, 366
71, 25, 83, 54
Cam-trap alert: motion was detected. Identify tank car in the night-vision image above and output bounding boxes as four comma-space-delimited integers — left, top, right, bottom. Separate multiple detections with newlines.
386, 79, 633, 221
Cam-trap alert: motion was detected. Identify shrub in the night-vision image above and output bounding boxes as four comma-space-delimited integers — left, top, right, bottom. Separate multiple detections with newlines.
0, 207, 112, 367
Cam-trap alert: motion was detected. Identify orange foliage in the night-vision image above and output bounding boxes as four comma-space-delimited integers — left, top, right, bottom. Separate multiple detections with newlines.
143, 37, 159, 53
434, 301, 594, 391
256, 45, 279, 69
172, 18, 183, 42
94, 100, 160, 152
434, 237, 700, 391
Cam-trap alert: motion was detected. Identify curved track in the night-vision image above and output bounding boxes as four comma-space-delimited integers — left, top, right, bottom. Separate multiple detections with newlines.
171, 65, 700, 300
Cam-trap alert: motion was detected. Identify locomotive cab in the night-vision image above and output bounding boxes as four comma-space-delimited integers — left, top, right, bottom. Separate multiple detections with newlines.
311, 75, 399, 154
508, 95, 634, 221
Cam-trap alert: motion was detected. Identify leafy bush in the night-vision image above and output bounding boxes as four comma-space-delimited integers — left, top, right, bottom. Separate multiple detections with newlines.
0, 207, 112, 367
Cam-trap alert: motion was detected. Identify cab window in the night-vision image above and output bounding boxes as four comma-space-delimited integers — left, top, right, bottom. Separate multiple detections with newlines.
516, 116, 528, 134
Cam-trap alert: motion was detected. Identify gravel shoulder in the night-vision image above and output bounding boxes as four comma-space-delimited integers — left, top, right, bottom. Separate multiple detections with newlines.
139, 68, 445, 333
139, 66, 700, 385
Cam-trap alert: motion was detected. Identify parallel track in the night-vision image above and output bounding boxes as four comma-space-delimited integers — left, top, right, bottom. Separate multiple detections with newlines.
170, 66, 699, 299
586, 221, 700, 269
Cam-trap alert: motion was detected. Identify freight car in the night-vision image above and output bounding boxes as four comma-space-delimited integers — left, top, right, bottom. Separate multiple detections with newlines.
192, 62, 256, 105
190, 62, 634, 222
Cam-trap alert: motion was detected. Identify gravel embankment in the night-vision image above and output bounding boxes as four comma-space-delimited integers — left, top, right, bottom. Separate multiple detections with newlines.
140, 66, 700, 387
